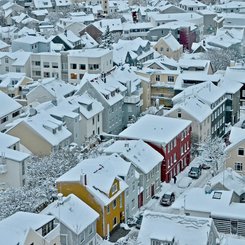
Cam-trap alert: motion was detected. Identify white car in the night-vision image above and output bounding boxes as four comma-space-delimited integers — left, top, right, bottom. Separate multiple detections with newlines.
177, 176, 192, 188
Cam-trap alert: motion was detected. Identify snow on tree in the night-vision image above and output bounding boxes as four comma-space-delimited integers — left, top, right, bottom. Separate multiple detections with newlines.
201, 47, 241, 72
197, 136, 227, 172
99, 25, 113, 49
0, 146, 82, 220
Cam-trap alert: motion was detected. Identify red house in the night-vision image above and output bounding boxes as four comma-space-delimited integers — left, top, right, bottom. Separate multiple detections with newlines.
119, 114, 192, 182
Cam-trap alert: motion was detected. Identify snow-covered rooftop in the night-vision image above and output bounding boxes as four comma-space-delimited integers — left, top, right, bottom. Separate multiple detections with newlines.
167, 96, 212, 123
104, 140, 163, 174
0, 91, 22, 118
56, 154, 128, 206
119, 114, 191, 145
43, 194, 99, 234
137, 211, 214, 245
0, 211, 55, 245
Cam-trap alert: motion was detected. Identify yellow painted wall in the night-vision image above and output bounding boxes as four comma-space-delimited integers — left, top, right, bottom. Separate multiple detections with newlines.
57, 180, 125, 238
7, 122, 52, 155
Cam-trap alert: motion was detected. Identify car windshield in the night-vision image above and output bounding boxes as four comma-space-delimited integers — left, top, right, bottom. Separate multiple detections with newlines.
163, 194, 171, 198
191, 167, 199, 171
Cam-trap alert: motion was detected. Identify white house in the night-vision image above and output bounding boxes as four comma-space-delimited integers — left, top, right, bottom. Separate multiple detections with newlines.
172, 188, 245, 236
43, 194, 99, 245
0, 132, 30, 189
137, 211, 219, 245
0, 91, 22, 132
104, 139, 163, 207
0, 211, 60, 245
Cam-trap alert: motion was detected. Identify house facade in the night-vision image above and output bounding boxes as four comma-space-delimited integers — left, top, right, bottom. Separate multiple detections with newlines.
7, 110, 72, 155
56, 156, 128, 238
104, 140, 163, 207
119, 115, 192, 182
0, 133, 30, 189
225, 127, 245, 176
0, 91, 22, 132
153, 33, 183, 61
44, 194, 99, 245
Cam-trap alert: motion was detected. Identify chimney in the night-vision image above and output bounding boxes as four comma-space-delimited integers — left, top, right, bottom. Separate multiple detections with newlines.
57, 193, 63, 205
80, 169, 87, 185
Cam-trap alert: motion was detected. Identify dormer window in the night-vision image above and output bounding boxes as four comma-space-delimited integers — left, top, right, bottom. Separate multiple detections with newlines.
111, 183, 118, 195
104, 94, 109, 100
111, 91, 115, 97
52, 129, 56, 134
116, 88, 120, 93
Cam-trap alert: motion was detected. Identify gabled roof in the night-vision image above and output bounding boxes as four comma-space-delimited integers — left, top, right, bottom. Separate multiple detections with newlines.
173, 81, 226, 106
225, 126, 245, 152
210, 168, 245, 196
43, 194, 99, 234
56, 154, 128, 206
0, 91, 22, 118
167, 96, 212, 123
137, 211, 214, 245
119, 114, 191, 145
157, 33, 182, 51
0, 212, 55, 245
8, 110, 72, 147
104, 139, 163, 174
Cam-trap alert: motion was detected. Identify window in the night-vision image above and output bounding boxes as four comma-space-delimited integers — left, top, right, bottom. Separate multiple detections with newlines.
42, 221, 54, 236
120, 194, 122, 208
35, 61, 40, 66
12, 111, 20, 118
92, 117, 95, 125
52, 62, 58, 68
80, 232, 85, 243
44, 72, 50, 78
16, 67, 21, 72
1, 116, 8, 124
70, 63, 77, 69
97, 127, 100, 134
89, 64, 99, 70
35, 71, 41, 76
178, 112, 181, 118
132, 198, 135, 209
88, 224, 93, 234
111, 183, 118, 194
5, 66, 9, 72
235, 162, 243, 171
97, 114, 100, 122
238, 148, 244, 156
70, 73, 77, 79
113, 199, 117, 209
156, 75, 160, 81
5, 58, 8, 63
231, 221, 238, 234
43, 62, 49, 68
212, 191, 222, 199
113, 217, 117, 227
168, 76, 174, 82
22, 161, 25, 175
107, 205, 110, 213
80, 64, 86, 70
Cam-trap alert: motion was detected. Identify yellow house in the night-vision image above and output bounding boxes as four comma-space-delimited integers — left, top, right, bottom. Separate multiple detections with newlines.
56, 157, 128, 238
225, 127, 245, 176
136, 68, 180, 108
153, 33, 183, 61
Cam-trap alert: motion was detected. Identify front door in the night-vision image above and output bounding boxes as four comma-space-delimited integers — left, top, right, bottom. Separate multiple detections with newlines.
151, 184, 155, 197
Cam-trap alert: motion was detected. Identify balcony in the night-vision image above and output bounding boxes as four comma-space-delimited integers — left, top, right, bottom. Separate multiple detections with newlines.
124, 95, 141, 104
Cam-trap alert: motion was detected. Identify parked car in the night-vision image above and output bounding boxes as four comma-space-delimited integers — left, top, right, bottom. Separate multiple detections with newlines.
177, 176, 192, 188
136, 214, 143, 229
241, 120, 245, 129
201, 163, 211, 170
188, 166, 202, 179
160, 192, 175, 206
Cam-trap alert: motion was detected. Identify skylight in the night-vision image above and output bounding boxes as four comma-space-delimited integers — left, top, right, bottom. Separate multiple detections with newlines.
212, 191, 222, 199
